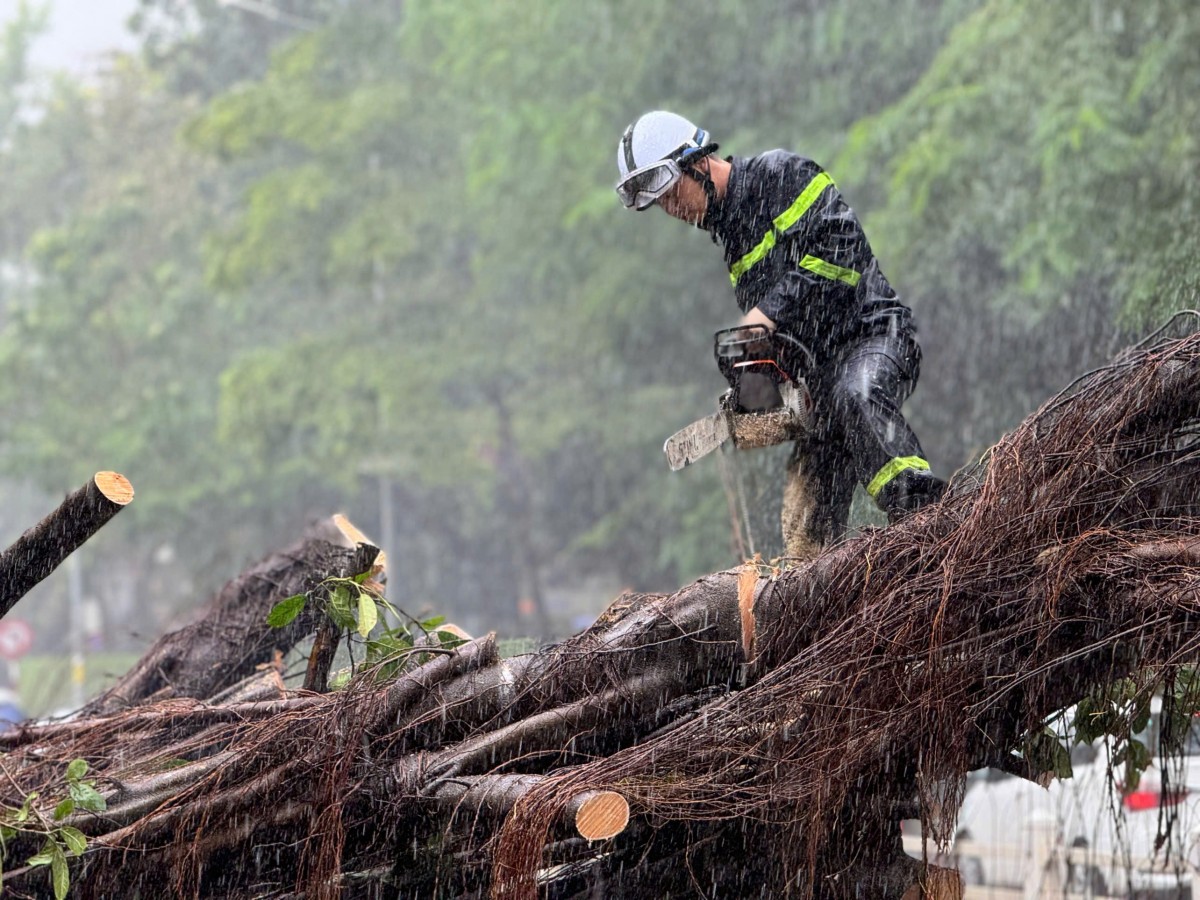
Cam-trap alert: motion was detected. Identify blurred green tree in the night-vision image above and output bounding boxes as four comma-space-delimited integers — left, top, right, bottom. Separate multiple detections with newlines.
24, 0, 1194, 642
838, 0, 1200, 469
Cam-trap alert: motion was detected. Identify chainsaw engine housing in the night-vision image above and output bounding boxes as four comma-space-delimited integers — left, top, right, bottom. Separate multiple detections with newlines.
714, 324, 806, 413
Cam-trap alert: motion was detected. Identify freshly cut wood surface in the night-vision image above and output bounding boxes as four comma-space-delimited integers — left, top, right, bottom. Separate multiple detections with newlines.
572, 790, 629, 841
94, 471, 135, 505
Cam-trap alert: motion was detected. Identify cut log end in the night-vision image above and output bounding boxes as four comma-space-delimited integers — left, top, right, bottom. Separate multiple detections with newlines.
0, 472, 135, 617
738, 563, 758, 662
94, 472, 134, 506
332, 513, 387, 575
573, 791, 629, 841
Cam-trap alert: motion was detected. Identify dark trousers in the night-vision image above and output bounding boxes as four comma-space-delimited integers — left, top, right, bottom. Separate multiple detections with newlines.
782, 325, 942, 556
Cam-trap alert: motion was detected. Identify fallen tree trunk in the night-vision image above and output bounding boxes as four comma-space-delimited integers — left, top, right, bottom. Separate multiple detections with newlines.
0, 471, 133, 615
5, 322, 1200, 898
431, 775, 630, 841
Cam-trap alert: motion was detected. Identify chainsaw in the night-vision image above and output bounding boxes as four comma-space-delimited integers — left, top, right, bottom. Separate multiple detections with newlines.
663, 325, 814, 471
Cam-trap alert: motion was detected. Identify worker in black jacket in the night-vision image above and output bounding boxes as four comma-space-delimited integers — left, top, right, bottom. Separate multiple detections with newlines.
616, 110, 945, 557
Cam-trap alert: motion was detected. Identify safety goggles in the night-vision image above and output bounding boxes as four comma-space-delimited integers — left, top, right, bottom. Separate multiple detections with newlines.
615, 157, 684, 210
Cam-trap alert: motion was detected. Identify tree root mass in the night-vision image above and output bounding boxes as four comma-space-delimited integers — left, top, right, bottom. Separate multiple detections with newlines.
6, 323, 1200, 897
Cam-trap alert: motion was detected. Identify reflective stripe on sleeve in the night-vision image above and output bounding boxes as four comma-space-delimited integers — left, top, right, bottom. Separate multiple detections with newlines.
798, 254, 860, 286
866, 456, 931, 498
729, 172, 834, 286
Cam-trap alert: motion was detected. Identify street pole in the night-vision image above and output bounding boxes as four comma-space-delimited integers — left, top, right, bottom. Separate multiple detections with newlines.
66, 554, 85, 711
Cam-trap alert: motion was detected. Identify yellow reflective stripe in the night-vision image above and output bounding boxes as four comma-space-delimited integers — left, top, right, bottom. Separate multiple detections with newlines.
866, 456, 930, 498
799, 254, 861, 287
729, 172, 834, 286
774, 172, 833, 232
729, 231, 777, 285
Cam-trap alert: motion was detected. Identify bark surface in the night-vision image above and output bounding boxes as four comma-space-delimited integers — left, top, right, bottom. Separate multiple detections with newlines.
0, 472, 133, 616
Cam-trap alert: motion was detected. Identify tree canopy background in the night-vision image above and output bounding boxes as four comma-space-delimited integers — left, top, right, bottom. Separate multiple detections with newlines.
0, 0, 1195, 652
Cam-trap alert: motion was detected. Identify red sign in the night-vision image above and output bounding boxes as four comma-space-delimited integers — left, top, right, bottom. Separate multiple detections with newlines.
0, 620, 34, 661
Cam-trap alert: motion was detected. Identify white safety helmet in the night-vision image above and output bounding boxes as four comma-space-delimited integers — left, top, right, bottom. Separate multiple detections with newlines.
615, 111, 717, 211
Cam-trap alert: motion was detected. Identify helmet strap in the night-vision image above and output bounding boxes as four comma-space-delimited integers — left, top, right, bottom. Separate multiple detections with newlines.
699, 172, 720, 237
681, 150, 722, 237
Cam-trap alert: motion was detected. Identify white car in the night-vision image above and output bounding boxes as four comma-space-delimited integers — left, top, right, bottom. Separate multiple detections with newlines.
953, 700, 1200, 896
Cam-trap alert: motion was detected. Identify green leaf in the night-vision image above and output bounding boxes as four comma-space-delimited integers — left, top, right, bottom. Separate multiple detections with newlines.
1023, 729, 1073, 780
1174, 667, 1199, 697
1115, 738, 1153, 791
357, 591, 378, 637
1113, 679, 1138, 705
434, 629, 467, 650
1127, 738, 1152, 772
52, 798, 74, 821
353, 570, 371, 584
58, 826, 86, 856
1131, 697, 1152, 737
266, 593, 307, 628
1071, 695, 1123, 746
421, 615, 446, 630
26, 838, 56, 867
65, 759, 88, 781
364, 638, 385, 663
16, 791, 37, 823
50, 841, 69, 899
68, 783, 107, 813
326, 585, 356, 630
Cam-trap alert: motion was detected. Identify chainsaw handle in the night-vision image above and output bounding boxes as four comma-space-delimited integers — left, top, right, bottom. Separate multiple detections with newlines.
771, 332, 816, 379
712, 325, 816, 383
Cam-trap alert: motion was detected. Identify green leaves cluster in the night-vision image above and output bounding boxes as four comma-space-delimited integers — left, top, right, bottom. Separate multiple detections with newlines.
267, 574, 384, 638
842, 0, 1200, 326
1072, 680, 1151, 747
1019, 729, 1074, 783
0, 758, 105, 899
1068, 679, 1163, 791
267, 574, 465, 684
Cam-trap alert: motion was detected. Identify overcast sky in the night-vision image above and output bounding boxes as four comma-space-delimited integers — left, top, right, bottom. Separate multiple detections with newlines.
0, 0, 138, 73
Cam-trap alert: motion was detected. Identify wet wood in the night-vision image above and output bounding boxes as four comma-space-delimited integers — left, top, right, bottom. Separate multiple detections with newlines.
572, 790, 629, 840
431, 774, 629, 841
729, 407, 804, 449
302, 613, 342, 692
81, 516, 380, 715
0, 471, 133, 617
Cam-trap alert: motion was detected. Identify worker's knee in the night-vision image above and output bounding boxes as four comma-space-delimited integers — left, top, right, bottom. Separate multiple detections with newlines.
877, 469, 947, 523
830, 350, 910, 422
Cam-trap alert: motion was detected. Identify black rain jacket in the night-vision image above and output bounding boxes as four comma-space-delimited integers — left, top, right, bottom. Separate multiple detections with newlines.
711, 150, 912, 369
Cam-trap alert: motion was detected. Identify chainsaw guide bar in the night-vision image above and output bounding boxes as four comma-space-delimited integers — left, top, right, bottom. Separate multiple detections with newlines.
663, 390, 810, 471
